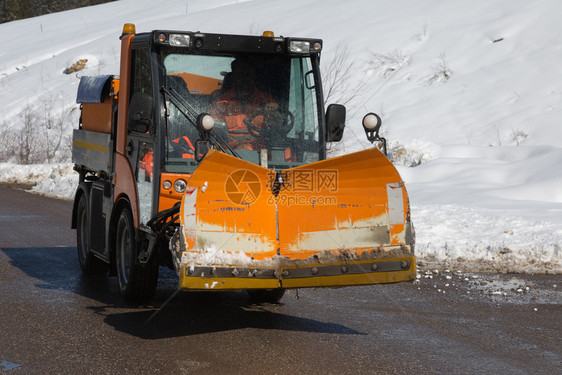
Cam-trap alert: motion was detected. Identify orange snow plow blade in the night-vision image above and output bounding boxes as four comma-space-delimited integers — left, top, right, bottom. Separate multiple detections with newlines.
173, 148, 415, 291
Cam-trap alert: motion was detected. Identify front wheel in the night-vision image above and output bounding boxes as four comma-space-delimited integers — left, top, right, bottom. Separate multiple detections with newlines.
76, 194, 107, 275
115, 207, 158, 303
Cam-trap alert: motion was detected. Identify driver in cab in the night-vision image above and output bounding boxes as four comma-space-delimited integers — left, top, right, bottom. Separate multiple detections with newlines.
209, 59, 281, 151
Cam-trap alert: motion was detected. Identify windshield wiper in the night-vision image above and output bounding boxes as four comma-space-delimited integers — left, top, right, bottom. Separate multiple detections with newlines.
161, 86, 239, 158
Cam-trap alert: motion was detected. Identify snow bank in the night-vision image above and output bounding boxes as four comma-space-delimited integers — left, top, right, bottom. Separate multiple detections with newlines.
31, 172, 78, 200
414, 204, 562, 274
0, 163, 77, 200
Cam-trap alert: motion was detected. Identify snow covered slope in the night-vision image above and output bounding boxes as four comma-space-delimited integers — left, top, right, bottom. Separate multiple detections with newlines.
0, 0, 560, 273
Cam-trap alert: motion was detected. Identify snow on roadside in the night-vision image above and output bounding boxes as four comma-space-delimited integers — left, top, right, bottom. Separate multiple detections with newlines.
31, 172, 78, 200
413, 203, 562, 274
0, 163, 77, 200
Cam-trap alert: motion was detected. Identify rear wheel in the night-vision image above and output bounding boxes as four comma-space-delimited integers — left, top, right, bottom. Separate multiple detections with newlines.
247, 288, 285, 303
115, 207, 158, 303
76, 194, 107, 275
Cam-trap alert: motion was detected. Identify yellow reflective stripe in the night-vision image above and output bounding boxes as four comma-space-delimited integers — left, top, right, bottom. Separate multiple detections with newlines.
73, 140, 108, 153
179, 270, 415, 290
281, 268, 415, 288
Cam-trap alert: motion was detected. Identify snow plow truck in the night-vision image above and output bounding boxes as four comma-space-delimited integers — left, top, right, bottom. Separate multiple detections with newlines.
71, 24, 415, 303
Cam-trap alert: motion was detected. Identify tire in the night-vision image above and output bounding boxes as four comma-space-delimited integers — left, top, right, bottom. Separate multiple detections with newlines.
115, 207, 158, 303
247, 288, 285, 303
76, 194, 108, 275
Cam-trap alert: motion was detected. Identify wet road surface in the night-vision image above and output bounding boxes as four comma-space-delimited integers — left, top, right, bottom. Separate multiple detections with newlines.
0, 185, 560, 374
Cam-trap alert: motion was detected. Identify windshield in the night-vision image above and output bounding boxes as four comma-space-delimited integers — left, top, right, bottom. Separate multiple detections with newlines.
159, 50, 321, 173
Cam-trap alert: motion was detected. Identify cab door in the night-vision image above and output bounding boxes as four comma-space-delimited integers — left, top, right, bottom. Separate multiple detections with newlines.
126, 44, 156, 226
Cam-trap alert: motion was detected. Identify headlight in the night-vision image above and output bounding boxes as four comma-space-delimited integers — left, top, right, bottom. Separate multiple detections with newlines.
198, 113, 215, 131
362, 113, 381, 131
289, 40, 310, 54
174, 179, 187, 193
169, 34, 190, 47
162, 180, 172, 190
157, 33, 167, 43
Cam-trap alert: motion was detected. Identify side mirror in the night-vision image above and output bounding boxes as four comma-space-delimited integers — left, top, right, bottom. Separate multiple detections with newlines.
128, 93, 153, 133
325, 104, 346, 142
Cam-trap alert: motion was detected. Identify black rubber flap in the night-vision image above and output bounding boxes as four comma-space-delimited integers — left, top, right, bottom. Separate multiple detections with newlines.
76, 75, 113, 103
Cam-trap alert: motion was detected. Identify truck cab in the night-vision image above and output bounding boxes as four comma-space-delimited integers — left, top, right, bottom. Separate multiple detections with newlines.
126, 27, 342, 223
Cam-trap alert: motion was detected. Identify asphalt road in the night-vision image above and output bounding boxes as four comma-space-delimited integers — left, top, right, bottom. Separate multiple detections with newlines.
0, 185, 560, 374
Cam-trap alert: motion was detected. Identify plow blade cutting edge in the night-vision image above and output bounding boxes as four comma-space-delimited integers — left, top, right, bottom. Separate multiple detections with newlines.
172, 148, 415, 291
